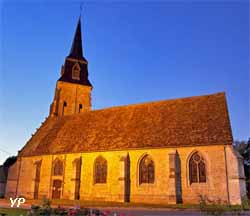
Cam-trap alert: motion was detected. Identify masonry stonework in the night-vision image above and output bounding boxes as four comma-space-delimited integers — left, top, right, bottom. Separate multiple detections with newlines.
50, 81, 92, 117
5, 145, 246, 204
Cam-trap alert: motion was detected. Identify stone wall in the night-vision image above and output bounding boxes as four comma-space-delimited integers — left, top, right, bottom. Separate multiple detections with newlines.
50, 81, 92, 117
5, 145, 246, 204
225, 145, 246, 204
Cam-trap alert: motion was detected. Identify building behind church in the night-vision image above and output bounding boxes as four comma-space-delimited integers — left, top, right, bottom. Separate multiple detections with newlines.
5, 18, 246, 205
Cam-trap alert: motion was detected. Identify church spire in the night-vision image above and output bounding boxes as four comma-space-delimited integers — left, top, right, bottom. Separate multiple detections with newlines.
68, 17, 86, 61
50, 16, 92, 117
58, 16, 92, 87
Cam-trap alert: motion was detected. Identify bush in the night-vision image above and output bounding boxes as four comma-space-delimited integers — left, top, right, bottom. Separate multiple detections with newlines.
40, 196, 51, 216
52, 205, 67, 215
241, 196, 250, 210
26, 205, 40, 216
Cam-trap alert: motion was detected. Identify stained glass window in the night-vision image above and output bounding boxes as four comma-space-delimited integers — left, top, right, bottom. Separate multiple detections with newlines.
94, 156, 107, 184
53, 159, 63, 176
139, 155, 155, 184
189, 152, 206, 184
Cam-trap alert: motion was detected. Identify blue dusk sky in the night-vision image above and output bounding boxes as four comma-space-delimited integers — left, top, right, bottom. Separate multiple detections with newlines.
0, 0, 249, 164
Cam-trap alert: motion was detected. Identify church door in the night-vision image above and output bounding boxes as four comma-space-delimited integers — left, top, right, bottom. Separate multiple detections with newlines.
52, 180, 62, 199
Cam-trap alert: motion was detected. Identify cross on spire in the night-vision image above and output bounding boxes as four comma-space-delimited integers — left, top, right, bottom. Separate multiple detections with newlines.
80, 3, 83, 18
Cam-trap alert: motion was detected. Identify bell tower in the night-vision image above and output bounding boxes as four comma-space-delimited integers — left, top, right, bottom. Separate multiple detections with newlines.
50, 17, 92, 117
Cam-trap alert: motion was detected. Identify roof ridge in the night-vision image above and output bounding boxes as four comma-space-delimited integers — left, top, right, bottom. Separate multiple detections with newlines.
74, 91, 226, 116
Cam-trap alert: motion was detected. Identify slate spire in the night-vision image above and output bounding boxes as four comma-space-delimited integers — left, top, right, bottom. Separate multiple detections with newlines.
59, 16, 92, 87
68, 17, 85, 60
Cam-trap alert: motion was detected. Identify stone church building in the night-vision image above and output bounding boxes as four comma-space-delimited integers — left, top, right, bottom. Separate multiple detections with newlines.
5, 18, 246, 205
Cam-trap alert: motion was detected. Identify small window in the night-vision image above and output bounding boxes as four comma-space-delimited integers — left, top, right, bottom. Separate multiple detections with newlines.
72, 63, 80, 80
189, 152, 206, 184
79, 104, 83, 113
94, 156, 107, 184
139, 155, 155, 184
62, 101, 67, 116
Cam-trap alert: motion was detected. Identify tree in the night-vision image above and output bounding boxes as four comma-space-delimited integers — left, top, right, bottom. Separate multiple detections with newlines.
3, 156, 17, 168
244, 138, 250, 166
0, 156, 17, 182
234, 138, 250, 198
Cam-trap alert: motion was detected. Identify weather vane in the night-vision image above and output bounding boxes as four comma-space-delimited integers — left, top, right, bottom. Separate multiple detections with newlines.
80, 2, 84, 18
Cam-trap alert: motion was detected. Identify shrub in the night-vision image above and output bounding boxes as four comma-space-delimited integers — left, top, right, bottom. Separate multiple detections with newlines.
241, 196, 250, 210
40, 196, 51, 216
53, 205, 67, 215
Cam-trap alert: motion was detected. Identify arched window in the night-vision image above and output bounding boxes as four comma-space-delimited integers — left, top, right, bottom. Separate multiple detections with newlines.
139, 155, 155, 184
53, 159, 63, 176
94, 156, 107, 184
189, 152, 206, 184
72, 63, 80, 80
79, 104, 83, 113
62, 101, 67, 116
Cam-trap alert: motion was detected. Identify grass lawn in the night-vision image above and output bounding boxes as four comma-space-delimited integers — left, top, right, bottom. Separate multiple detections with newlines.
0, 207, 27, 216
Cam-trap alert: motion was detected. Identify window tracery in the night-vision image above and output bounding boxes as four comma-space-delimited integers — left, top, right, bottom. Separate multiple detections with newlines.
189, 152, 206, 184
94, 156, 107, 184
53, 159, 63, 176
139, 155, 155, 184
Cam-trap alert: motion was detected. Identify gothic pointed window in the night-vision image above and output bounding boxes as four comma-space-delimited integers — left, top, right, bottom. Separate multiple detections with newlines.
94, 156, 107, 184
189, 152, 206, 184
139, 155, 155, 184
72, 63, 80, 80
53, 159, 63, 176
62, 101, 67, 116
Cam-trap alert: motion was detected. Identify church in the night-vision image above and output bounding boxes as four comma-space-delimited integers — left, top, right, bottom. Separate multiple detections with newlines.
5, 18, 246, 205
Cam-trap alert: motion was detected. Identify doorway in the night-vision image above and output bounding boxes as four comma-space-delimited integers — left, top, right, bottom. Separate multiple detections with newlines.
52, 179, 62, 199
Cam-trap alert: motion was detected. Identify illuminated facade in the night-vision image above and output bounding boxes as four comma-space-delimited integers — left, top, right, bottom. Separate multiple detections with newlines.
5, 18, 246, 205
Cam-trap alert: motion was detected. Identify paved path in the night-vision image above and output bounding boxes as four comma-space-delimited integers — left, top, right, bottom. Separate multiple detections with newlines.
98, 208, 250, 216
98, 208, 202, 216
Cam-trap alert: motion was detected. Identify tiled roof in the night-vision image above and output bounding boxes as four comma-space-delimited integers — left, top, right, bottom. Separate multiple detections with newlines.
19, 92, 233, 157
